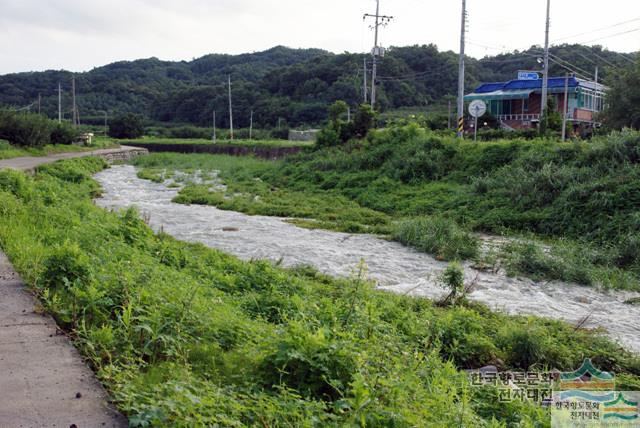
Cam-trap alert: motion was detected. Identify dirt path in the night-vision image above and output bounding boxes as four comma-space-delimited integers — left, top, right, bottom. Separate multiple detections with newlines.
0, 145, 146, 172
0, 149, 134, 426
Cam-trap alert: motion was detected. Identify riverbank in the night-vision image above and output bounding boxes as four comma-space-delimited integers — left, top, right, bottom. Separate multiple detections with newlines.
96, 164, 640, 353
0, 139, 120, 160
2, 158, 639, 425
0, 145, 147, 172
124, 141, 307, 160
131, 128, 640, 291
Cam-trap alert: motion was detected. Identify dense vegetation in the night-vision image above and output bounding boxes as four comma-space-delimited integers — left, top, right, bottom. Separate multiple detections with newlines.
1, 45, 635, 128
108, 113, 145, 139
1, 157, 639, 426
0, 110, 78, 147
604, 58, 640, 129
135, 126, 640, 289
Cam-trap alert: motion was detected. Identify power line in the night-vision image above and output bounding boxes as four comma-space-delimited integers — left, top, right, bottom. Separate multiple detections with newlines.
552, 17, 640, 42
581, 27, 640, 44
547, 57, 592, 81
577, 46, 620, 69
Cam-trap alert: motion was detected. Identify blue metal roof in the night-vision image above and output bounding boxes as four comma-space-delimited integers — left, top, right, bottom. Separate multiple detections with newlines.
472, 77, 580, 94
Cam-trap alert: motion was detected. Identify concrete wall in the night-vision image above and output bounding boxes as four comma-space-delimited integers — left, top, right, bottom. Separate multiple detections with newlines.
124, 143, 303, 160
288, 130, 319, 142
100, 148, 148, 163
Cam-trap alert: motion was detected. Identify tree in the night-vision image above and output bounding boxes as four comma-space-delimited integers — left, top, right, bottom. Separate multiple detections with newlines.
0, 110, 52, 147
108, 113, 145, 139
50, 122, 78, 145
328, 100, 348, 124
603, 60, 640, 130
539, 97, 562, 136
350, 104, 376, 138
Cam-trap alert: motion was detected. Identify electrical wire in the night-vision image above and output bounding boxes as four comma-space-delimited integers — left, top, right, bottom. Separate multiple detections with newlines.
552, 17, 640, 42
581, 27, 640, 44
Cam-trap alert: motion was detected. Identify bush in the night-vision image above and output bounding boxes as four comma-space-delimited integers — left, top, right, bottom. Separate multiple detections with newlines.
440, 262, 465, 299
258, 324, 357, 401
50, 122, 78, 145
168, 125, 210, 139
393, 216, 479, 261
0, 110, 52, 147
41, 242, 92, 290
108, 113, 145, 139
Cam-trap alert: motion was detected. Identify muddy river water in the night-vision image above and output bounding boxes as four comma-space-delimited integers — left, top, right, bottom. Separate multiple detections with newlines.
95, 165, 640, 353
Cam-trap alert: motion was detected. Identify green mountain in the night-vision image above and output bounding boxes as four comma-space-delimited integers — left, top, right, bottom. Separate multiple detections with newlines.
0, 44, 636, 128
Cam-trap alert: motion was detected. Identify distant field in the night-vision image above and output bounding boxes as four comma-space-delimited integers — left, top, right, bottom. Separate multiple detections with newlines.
116, 137, 315, 148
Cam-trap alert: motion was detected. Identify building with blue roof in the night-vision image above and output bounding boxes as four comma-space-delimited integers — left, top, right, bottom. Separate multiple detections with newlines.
465, 72, 606, 130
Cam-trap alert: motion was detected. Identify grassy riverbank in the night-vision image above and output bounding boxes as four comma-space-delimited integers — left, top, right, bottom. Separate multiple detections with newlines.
1, 158, 639, 426
0, 138, 119, 160
115, 136, 314, 149
132, 127, 640, 290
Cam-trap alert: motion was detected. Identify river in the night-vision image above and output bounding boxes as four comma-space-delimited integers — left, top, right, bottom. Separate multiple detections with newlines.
95, 165, 640, 353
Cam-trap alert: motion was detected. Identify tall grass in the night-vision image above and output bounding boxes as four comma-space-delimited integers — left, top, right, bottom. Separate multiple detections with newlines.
132, 128, 640, 289
392, 216, 479, 261
1, 158, 638, 425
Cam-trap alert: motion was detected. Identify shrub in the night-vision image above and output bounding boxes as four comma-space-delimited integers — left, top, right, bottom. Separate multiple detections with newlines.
0, 110, 52, 147
50, 122, 78, 145
168, 125, 210, 139
0, 169, 32, 199
393, 216, 479, 261
259, 323, 357, 401
315, 126, 341, 147
108, 113, 145, 139
41, 242, 92, 290
440, 262, 465, 302
499, 326, 550, 370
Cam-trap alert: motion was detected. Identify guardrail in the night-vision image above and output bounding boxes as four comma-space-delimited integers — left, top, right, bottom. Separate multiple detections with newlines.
497, 114, 541, 121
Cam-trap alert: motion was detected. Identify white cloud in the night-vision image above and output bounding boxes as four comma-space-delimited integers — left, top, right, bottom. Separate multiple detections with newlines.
0, 0, 637, 74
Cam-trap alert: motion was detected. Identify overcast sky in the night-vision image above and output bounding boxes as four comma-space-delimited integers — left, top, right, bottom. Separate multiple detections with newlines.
0, 0, 638, 75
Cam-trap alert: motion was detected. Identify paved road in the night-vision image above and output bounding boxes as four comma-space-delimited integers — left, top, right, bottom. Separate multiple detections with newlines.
0, 145, 144, 172
0, 149, 132, 427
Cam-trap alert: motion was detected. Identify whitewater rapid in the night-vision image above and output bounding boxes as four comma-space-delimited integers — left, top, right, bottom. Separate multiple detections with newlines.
95, 165, 640, 353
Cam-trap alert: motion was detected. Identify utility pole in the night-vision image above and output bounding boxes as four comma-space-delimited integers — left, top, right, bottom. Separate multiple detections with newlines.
37, 93, 41, 115
347, 107, 351, 123
540, 0, 551, 120
364, 0, 393, 109
249, 110, 254, 140
71, 77, 78, 127
561, 73, 569, 141
456, 0, 467, 138
228, 75, 234, 140
58, 83, 62, 123
594, 66, 599, 119
363, 57, 368, 104
212, 110, 217, 143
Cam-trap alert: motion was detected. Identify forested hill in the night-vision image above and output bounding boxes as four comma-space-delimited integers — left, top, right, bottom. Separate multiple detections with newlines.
0, 44, 636, 128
